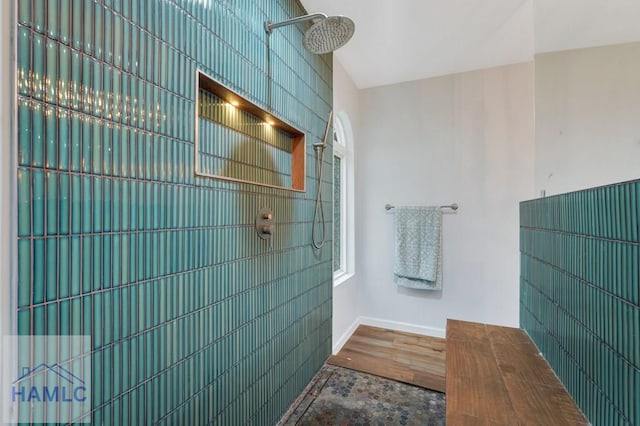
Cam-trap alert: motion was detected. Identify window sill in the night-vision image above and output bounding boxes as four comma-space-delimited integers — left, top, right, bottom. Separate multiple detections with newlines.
333, 271, 354, 288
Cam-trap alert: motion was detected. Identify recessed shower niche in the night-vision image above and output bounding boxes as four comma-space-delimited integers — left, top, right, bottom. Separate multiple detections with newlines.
195, 71, 305, 191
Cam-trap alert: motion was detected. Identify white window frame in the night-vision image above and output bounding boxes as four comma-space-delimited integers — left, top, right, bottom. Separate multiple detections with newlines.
332, 112, 354, 286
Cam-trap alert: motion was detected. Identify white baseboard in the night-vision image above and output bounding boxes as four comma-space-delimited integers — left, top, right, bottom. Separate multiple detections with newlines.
332, 316, 446, 354
332, 319, 360, 354
358, 316, 446, 339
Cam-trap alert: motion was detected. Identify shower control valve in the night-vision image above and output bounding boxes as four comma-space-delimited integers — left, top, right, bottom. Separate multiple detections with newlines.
256, 208, 275, 240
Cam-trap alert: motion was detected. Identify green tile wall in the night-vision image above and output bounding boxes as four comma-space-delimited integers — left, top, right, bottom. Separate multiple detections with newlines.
520, 180, 640, 426
15, 0, 334, 424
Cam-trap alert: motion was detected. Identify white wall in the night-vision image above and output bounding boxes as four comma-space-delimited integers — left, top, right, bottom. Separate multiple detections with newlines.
356, 63, 535, 334
535, 42, 640, 195
331, 58, 361, 352
0, 1, 14, 421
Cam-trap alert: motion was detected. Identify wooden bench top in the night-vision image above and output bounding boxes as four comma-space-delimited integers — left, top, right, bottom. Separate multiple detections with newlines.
446, 319, 588, 425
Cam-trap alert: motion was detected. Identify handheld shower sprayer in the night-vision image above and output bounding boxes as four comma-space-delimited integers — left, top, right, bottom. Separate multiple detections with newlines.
312, 111, 333, 249
313, 110, 333, 151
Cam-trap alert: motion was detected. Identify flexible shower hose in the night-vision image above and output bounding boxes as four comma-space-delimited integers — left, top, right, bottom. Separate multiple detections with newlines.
312, 111, 333, 249
312, 144, 326, 249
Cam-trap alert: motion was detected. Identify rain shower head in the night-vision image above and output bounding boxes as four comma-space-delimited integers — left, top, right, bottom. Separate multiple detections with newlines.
304, 16, 355, 54
265, 13, 355, 54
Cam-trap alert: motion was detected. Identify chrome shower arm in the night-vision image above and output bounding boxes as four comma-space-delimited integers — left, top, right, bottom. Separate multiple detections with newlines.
265, 13, 328, 34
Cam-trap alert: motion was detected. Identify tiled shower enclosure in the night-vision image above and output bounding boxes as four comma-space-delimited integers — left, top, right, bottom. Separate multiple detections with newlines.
15, 0, 334, 423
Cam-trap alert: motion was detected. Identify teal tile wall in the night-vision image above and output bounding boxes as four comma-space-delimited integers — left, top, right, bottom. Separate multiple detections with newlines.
520, 180, 640, 426
16, 0, 334, 424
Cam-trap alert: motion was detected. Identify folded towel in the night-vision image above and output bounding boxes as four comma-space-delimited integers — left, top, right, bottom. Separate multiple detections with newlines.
393, 206, 442, 290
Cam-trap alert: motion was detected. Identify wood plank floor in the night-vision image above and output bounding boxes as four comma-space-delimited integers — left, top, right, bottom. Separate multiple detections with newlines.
327, 325, 446, 393
446, 319, 589, 425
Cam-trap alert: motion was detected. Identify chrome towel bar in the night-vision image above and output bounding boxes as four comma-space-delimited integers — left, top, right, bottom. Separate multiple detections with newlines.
385, 203, 459, 211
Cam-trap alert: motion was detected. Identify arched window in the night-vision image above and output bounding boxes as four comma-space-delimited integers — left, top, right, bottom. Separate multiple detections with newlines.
333, 112, 354, 284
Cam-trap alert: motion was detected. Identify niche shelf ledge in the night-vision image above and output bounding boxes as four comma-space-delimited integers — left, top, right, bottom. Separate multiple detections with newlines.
195, 70, 306, 192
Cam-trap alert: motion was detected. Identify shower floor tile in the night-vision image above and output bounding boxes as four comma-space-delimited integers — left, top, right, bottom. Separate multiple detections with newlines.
279, 364, 446, 426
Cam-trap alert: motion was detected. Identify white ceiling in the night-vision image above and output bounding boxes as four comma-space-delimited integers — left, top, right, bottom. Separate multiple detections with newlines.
299, 0, 640, 89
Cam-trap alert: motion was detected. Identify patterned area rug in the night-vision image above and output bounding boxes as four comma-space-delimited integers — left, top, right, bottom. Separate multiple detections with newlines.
280, 364, 446, 425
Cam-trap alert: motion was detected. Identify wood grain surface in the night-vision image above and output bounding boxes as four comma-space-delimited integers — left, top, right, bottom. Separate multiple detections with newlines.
328, 325, 446, 392
446, 319, 589, 426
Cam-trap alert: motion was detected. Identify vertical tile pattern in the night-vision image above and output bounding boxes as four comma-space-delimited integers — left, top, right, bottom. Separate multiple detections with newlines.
520, 180, 640, 426
16, 0, 334, 424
